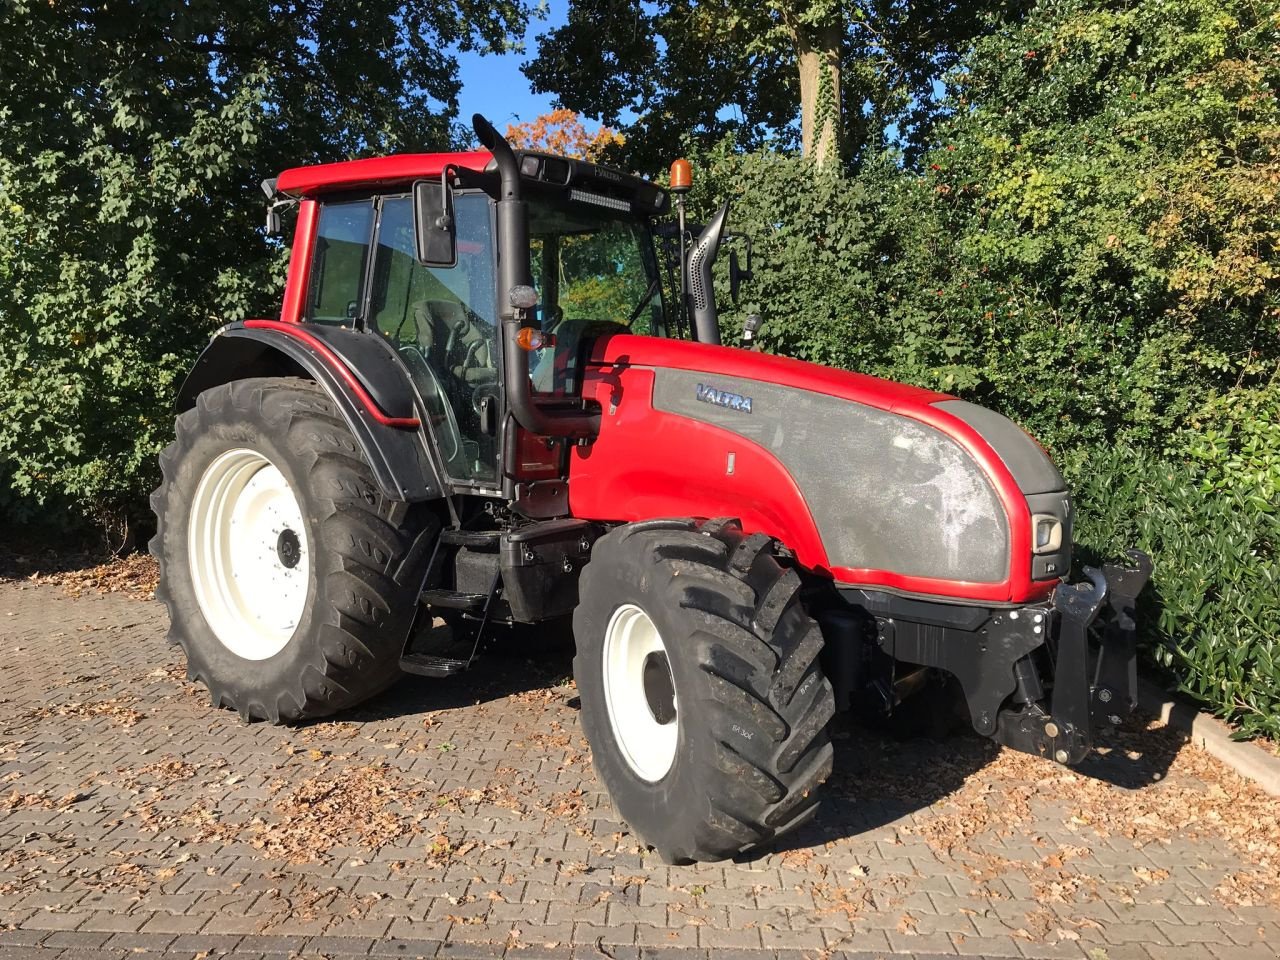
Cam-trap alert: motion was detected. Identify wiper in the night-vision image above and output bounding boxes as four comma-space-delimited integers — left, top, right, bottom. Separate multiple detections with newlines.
625, 276, 661, 327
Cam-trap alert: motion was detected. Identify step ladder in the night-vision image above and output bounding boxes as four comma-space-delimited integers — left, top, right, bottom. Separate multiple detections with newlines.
398, 525, 502, 678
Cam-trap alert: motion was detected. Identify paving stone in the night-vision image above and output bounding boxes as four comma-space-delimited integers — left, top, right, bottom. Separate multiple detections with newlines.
0, 932, 49, 948
437, 941, 505, 959
1208, 943, 1280, 960
885, 931, 957, 955
505, 946, 573, 960
102, 933, 179, 952
369, 938, 444, 958
3, 580, 1280, 960
16, 914, 80, 933
39, 931, 112, 951
1012, 939, 1088, 959
951, 933, 1022, 957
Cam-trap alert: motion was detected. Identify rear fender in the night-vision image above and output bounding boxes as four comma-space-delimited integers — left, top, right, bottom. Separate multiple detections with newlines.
177, 321, 445, 501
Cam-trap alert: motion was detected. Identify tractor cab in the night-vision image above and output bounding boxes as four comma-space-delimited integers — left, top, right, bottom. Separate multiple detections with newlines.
259, 128, 683, 502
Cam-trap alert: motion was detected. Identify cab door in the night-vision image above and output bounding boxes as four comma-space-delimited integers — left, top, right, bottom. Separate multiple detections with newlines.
366, 192, 502, 488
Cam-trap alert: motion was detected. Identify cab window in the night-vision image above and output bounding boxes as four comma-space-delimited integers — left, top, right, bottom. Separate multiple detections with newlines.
307, 200, 374, 324
527, 197, 663, 396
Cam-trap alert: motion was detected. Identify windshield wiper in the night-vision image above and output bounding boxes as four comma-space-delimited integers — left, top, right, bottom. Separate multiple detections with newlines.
625, 276, 661, 327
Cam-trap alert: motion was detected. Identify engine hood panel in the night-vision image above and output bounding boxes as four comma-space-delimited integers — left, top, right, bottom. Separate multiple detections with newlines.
650, 368, 1010, 584
571, 334, 1055, 604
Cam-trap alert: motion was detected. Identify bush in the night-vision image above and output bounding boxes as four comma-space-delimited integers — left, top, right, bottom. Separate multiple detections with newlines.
1067, 444, 1280, 740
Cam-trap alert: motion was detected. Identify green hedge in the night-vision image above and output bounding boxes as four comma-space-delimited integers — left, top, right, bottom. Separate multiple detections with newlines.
674, 0, 1280, 737
1067, 442, 1280, 740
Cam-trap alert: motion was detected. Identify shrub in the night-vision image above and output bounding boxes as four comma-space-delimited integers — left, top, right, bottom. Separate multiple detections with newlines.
1068, 444, 1280, 740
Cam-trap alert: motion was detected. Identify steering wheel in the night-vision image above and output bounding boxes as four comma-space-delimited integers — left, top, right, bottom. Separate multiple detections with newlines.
397, 346, 464, 466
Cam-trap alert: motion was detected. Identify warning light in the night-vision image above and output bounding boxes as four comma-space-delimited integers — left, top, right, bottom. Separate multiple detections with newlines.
516, 327, 556, 351
669, 158, 692, 194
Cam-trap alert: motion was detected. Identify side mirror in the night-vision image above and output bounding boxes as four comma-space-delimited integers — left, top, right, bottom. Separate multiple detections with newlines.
413, 176, 456, 267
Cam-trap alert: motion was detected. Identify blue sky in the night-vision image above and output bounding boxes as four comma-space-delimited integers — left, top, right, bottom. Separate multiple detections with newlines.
456, 0, 567, 129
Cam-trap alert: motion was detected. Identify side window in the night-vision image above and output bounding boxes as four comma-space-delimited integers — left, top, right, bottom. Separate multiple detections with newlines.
308, 200, 374, 323
371, 194, 496, 343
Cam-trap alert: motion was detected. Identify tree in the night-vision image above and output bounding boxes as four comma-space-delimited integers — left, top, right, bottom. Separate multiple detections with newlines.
506, 108, 625, 161
522, 0, 1011, 173
0, 0, 532, 529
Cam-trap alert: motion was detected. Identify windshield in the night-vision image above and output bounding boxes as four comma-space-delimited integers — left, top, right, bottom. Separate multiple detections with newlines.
527, 194, 664, 395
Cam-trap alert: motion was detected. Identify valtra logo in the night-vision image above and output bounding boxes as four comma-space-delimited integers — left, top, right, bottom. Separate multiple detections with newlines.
695, 383, 753, 414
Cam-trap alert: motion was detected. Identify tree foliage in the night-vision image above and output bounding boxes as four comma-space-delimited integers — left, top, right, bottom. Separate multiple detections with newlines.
686, 0, 1279, 457
678, 0, 1279, 733
523, 0, 1008, 171
0, 0, 531, 526
506, 108, 624, 160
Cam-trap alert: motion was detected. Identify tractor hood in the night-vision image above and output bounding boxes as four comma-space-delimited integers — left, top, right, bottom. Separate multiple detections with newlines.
568, 334, 1071, 605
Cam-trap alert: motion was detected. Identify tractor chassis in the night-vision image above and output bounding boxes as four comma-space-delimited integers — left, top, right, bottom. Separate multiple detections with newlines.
830, 549, 1152, 764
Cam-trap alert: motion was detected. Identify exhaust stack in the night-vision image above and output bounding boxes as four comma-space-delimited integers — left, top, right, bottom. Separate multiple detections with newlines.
470, 114, 596, 440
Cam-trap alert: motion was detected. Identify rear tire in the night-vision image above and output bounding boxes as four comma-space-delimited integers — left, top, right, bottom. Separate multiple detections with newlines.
573, 518, 835, 863
150, 377, 438, 722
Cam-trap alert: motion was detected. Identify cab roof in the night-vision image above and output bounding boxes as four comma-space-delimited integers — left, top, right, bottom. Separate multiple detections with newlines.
274, 149, 670, 216
276, 151, 493, 197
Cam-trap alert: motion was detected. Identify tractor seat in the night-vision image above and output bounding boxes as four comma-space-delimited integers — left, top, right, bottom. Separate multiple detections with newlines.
413, 299, 498, 389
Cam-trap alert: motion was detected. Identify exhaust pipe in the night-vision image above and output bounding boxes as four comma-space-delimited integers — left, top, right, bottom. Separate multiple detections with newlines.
471, 114, 596, 440
687, 201, 728, 346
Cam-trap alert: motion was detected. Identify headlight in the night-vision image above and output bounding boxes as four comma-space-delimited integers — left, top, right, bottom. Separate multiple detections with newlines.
1032, 514, 1063, 554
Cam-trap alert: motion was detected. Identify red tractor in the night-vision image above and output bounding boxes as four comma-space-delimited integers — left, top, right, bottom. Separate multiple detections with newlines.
152, 115, 1150, 863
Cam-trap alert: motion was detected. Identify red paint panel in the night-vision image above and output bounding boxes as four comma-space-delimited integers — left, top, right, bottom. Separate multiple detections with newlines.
276, 151, 493, 197
280, 199, 318, 324
570, 366, 833, 573
243, 320, 421, 429
576, 334, 1054, 605
589, 334, 951, 411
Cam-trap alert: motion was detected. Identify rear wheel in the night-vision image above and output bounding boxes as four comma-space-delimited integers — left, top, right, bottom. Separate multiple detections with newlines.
573, 518, 835, 863
150, 377, 437, 722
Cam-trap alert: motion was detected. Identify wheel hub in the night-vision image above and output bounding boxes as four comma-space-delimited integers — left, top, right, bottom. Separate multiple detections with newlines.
276, 528, 302, 569
602, 603, 679, 782
188, 448, 310, 661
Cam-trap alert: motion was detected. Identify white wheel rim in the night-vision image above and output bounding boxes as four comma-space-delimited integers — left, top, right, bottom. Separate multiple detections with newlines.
602, 603, 679, 782
188, 448, 310, 661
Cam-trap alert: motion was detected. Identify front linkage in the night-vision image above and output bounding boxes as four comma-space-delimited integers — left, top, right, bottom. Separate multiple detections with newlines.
874, 550, 1153, 765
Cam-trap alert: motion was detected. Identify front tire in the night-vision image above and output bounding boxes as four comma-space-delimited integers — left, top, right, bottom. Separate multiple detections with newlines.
150, 377, 437, 722
573, 518, 835, 863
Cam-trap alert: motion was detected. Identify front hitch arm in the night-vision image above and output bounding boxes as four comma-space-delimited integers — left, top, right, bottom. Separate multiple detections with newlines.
1046, 567, 1110, 764
1092, 549, 1154, 726
992, 550, 1152, 765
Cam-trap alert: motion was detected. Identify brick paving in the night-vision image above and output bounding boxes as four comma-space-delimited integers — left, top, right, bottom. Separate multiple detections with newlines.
1, 578, 1278, 959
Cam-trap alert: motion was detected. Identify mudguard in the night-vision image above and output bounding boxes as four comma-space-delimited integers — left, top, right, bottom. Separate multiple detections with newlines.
177, 320, 446, 502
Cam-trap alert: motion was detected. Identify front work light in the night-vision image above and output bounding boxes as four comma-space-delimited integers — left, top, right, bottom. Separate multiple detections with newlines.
1032, 515, 1063, 554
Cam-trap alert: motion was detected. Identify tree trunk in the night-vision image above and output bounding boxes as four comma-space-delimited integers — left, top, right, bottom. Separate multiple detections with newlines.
796, 17, 842, 169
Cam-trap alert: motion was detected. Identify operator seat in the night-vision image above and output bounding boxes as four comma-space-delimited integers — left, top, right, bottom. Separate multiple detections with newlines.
414, 300, 495, 382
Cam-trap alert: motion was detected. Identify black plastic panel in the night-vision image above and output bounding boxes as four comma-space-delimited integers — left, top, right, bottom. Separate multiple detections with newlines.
177, 327, 445, 502
934, 400, 1065, 496
500, 519, 602, 622
304, 323, 420, 420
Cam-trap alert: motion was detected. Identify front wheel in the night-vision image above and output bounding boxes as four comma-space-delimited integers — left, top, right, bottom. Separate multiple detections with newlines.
150, 377, 437, 722
573, 518, 835, 863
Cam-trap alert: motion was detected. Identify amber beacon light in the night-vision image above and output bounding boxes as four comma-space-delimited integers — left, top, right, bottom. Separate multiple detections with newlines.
669, 158, 692, 194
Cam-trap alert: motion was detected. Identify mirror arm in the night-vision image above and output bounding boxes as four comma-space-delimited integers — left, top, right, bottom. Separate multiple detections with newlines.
438, 164, 459, 231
